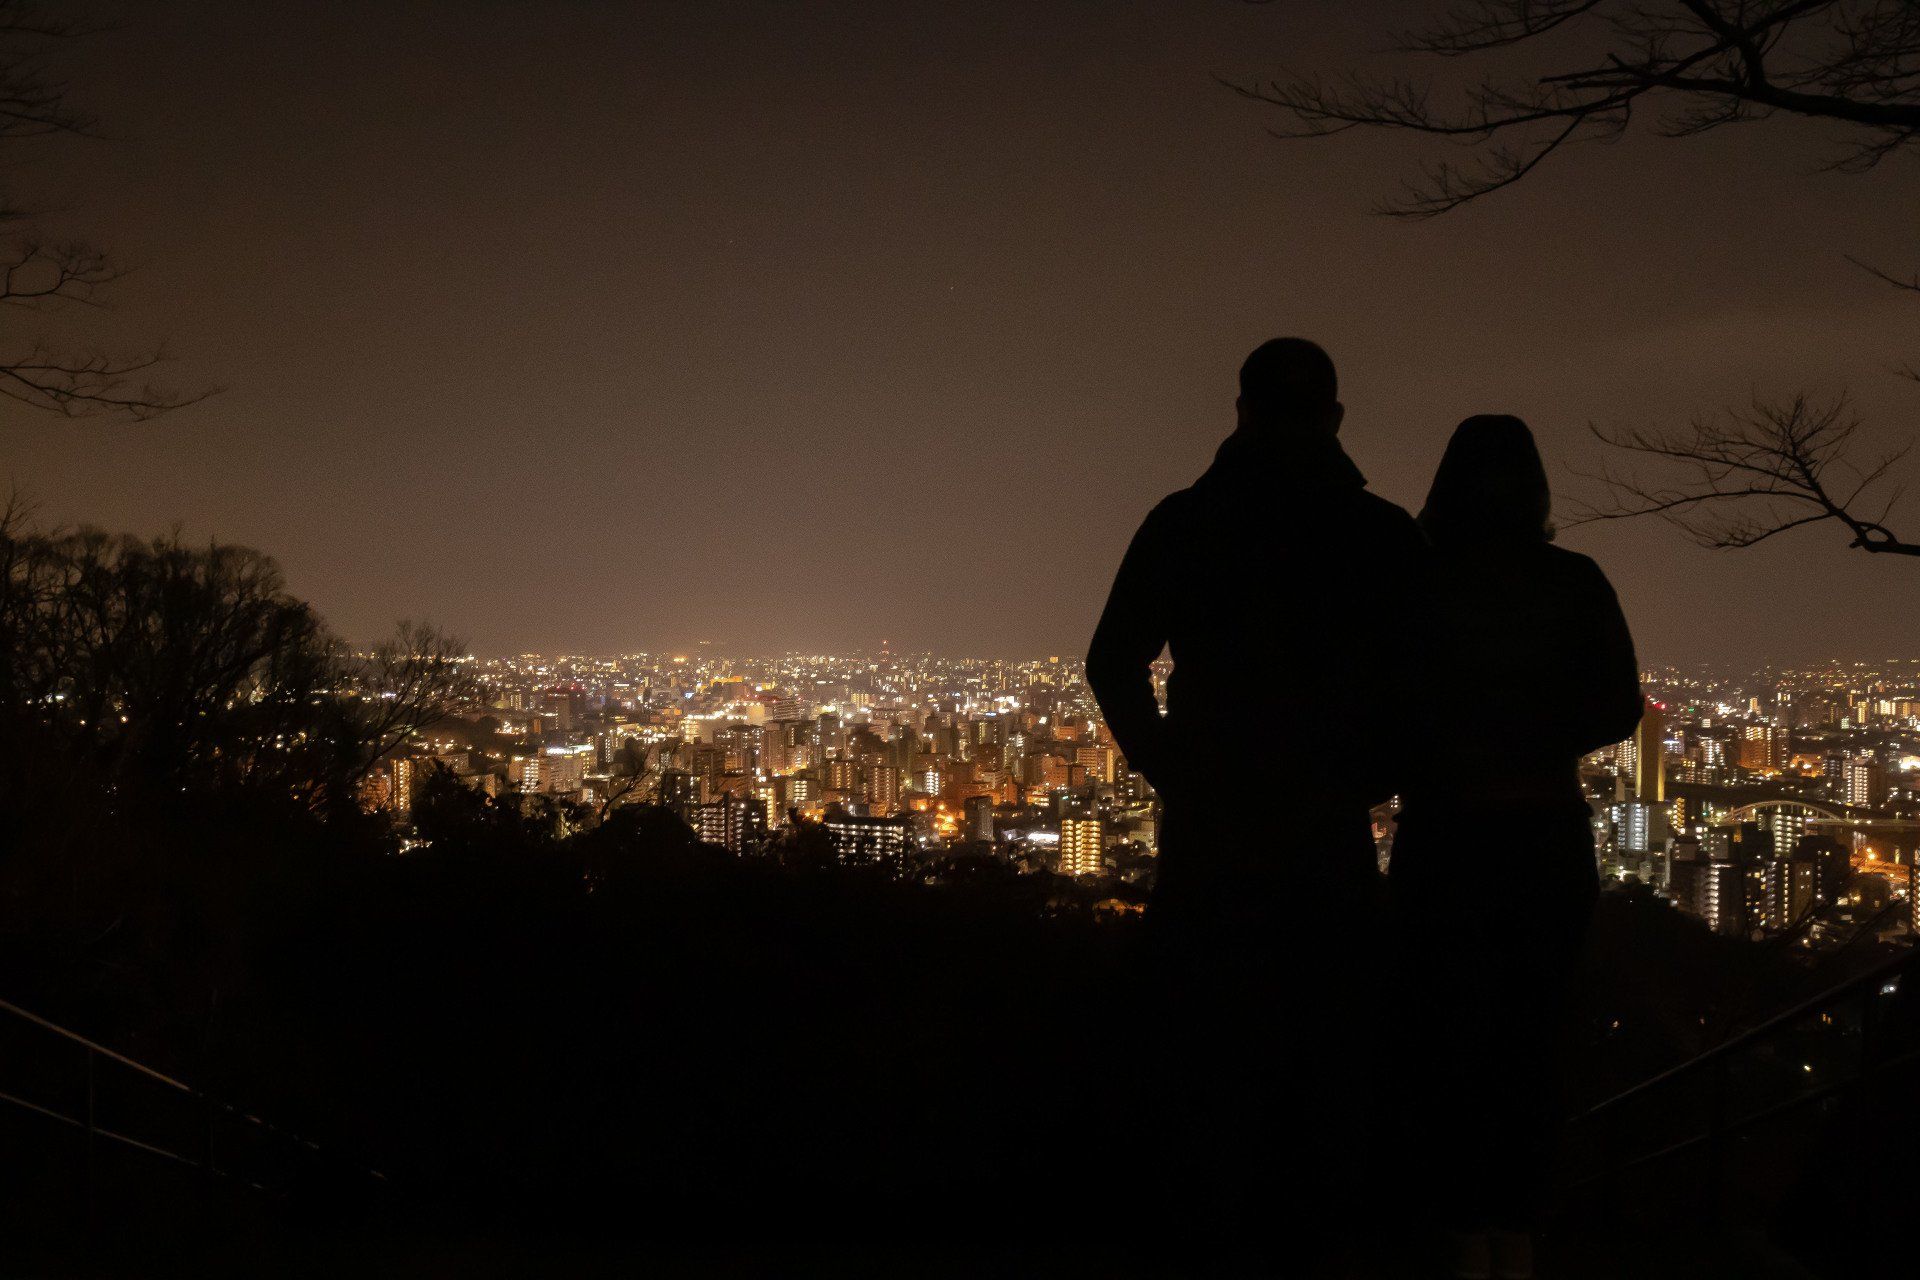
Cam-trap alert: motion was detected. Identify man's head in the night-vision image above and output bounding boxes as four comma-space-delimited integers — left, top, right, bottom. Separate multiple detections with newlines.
1236, 337, 1342, 436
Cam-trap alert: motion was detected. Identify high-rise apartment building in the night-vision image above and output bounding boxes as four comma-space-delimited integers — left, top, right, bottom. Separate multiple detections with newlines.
1060, 810, 1105, 878
1845, 756, 1884, 809
1739, 724, 1788, 773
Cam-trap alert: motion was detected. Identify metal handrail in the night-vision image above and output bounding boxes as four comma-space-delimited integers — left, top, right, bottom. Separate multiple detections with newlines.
1, 995, 204, 1098
1577, 939, 1918, 1122
0, 992, 384, 1198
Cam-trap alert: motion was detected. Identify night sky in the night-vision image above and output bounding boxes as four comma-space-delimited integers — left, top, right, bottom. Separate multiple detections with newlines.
5, 0, 1918, 664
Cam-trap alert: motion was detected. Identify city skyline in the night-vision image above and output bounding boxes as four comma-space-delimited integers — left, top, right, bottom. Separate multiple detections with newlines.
380, 643, 1920, 948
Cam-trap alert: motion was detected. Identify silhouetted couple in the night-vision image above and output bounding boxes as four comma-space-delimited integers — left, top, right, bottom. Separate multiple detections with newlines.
1087, 338, 1642, 1277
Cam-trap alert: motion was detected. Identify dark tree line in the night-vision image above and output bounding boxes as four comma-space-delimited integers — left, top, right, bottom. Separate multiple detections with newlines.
1232, 0, 1920, 559
0, 501, 473, 826
0, 502, 472, 1045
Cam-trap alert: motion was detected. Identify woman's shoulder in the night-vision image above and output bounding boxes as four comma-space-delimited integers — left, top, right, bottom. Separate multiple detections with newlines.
1532, 544, 1628, 608
1538, 542, 1608, 577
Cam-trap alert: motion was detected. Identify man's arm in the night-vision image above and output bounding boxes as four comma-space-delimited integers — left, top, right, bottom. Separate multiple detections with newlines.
1086, 504, 1173, 791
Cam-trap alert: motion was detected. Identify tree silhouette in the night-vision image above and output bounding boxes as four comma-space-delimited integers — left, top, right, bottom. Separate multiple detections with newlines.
0, 2, 208, 420
0, 506, 474, 826
1228, 0, 1920, 217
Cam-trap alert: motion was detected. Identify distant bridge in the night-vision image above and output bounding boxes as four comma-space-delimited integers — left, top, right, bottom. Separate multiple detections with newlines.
1667, 780, 1920, 831
1696, 796, 1920, 838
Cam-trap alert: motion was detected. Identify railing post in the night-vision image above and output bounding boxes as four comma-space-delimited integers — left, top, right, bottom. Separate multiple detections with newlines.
1600, 1109, 1618, 1222
1703, 1054, 1727, 1228
1858, 986, 1875, 1087
83, 1047, 97, 1259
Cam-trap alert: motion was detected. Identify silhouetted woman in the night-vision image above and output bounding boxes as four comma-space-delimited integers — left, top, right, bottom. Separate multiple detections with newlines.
1391, 415, 1642, 1280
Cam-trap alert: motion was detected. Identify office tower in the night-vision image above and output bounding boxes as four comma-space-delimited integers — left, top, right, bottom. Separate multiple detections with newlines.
1634, 698, 1665, 802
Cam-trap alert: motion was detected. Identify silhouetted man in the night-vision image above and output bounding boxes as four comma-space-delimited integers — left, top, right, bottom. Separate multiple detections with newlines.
1085, 337, 1427, 1259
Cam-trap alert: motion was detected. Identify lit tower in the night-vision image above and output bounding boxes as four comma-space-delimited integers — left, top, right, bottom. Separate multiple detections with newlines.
1633, 697, 1665, 804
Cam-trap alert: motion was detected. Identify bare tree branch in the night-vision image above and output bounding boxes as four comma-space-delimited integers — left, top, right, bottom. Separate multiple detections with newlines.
1230, 1, 1920, 216
1566, 396, 1920, 556
0, 2, 208, 422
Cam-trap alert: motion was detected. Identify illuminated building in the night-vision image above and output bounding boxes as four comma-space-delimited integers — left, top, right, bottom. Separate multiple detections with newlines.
507, 754, 542, 792
1845, 756, 1884, 809
822, 807, 910, 868
1796, 834, 1852, 905
1060, 808, 1105, 878
1075, 744, 1116, 784
1670, 831, 1747, 936
865, 763, 901, 815
1761, 854, 1817, 930
658, 769, 702, 819
770, 696, 812, 722
389, 756, 423, 815
694, 794, 767, 854
542, 744, 592, 794
1634, 699, 1666, 802
360, 770, 394, 813
1739, 723, 1788, 773
825, 758, 860, 793
1611, 800, 1666, 857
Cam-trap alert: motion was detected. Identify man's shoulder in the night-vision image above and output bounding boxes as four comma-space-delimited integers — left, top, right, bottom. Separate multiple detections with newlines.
1141, 486, 1204, 528
1346, 488, 1423, 545
1350, 488, 1417, 524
